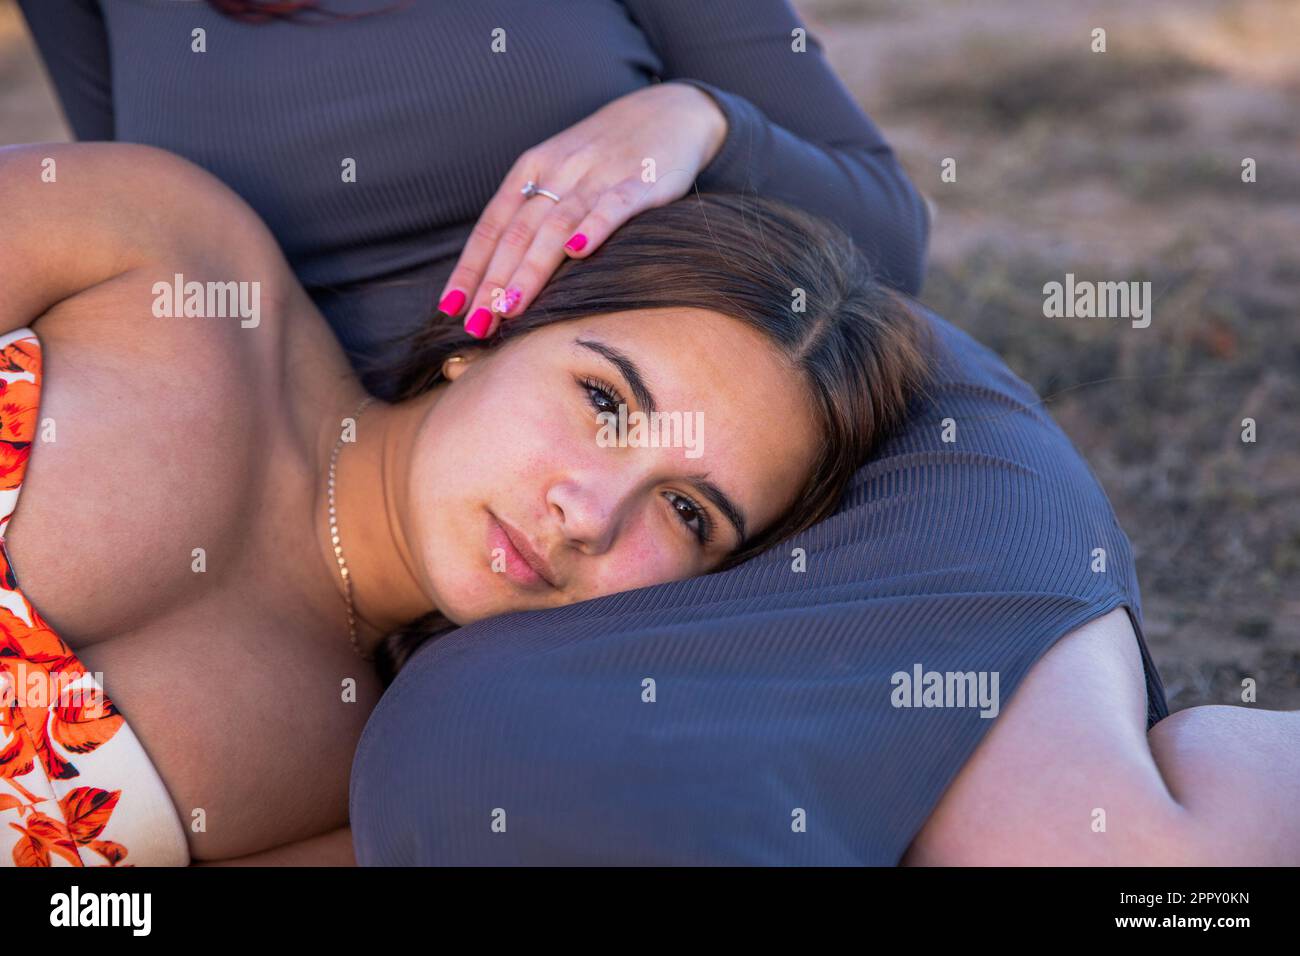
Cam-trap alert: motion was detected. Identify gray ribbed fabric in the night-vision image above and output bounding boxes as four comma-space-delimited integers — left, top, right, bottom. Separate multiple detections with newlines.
349, 306, 1169, 865
17, 0, 930, 398
18, 0, 1167, 865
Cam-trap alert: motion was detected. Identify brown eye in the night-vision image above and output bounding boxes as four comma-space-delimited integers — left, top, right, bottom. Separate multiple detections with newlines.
664, 490, 713, 546
579, 375, 623, 417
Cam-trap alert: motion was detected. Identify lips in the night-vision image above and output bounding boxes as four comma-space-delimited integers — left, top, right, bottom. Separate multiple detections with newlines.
488, 512, 558, 590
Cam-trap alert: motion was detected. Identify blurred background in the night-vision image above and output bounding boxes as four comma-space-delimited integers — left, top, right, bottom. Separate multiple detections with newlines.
2, 0, 1297, 710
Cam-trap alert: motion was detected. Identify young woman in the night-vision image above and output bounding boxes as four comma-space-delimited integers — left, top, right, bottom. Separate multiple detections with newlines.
5, 144, 1297, 869
0, 141, 932, 865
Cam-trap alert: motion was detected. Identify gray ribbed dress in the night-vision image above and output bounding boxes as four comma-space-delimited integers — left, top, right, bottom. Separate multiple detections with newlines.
17, 0, 931, 397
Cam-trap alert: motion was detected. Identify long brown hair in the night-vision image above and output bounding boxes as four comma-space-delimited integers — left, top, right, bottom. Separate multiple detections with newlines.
369, 192, 936, 685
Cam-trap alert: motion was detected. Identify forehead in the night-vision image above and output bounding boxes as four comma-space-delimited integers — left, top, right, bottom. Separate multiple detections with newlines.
529, 308, 822, 530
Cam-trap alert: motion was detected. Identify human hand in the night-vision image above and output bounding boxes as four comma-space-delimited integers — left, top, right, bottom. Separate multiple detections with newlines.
435, 81, 727, 338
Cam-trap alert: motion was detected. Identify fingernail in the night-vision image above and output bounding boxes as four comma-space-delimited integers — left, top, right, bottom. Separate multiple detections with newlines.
564, 233, 588, 252
465, 308, 492, 339
495, 286, 522, 314
438, 289, 466, 315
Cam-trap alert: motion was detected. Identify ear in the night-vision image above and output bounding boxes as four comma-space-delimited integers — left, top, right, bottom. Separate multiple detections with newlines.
443, 349, 486, 382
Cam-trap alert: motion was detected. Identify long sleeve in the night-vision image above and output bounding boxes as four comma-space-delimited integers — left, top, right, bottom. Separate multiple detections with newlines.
622, 0, 930, 294
16, 0, 115, 141
13, 0, 930, 376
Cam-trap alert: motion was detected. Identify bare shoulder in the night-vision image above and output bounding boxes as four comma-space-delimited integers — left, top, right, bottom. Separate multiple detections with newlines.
901, 606, 1194, 865
2, 141, 287, 276
20, 141, 311, 374
3, 141, 300, 348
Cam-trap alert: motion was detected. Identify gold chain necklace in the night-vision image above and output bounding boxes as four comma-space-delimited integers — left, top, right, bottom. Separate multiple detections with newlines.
328, 394, 376, 659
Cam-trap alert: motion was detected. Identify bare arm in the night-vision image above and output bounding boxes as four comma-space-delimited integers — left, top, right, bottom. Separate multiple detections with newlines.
1147, 704, 1300, 865
190, 826, 356, 867
902, 607, 1300, 865
0, 141, 288, 336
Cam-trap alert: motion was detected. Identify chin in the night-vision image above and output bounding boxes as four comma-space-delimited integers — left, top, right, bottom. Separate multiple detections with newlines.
431, 570, 541, 628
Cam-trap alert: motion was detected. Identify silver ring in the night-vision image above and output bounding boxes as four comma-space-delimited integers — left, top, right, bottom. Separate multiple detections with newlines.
521, 180, 561, 203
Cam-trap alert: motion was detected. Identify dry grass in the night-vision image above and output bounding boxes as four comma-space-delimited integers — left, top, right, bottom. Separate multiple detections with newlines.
799, 0, 1300, 709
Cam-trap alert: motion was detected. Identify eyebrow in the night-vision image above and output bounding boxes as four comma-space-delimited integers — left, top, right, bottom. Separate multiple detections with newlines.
575, 336, 749, 545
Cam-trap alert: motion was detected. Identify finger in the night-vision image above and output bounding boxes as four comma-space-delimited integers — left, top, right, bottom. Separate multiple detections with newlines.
489, 179, 659, 332
460, 192, 563, 339
435, 151, 539, 320
478, 189, 594, 334
555, 178, 659, 265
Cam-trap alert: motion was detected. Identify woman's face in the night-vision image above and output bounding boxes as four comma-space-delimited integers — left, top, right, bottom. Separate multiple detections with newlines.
407, 308, 821, 625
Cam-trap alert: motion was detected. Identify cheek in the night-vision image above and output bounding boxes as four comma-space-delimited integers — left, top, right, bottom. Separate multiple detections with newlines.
590, 521, 687, 592
445, 381, 570, 484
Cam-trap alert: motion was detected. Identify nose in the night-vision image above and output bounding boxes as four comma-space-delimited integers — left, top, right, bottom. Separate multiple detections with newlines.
546, 475, 624, 556
549, 440, 689, 556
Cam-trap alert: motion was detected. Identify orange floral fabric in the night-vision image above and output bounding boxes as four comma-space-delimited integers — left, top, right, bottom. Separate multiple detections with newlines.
0, 328, 190, 866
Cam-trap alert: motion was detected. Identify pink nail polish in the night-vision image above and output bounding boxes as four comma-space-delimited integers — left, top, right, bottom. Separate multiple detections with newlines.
497, 286, 522, 314
564, 233, 588, 252
438, 289, 466, 315
465, 308, 492, 338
